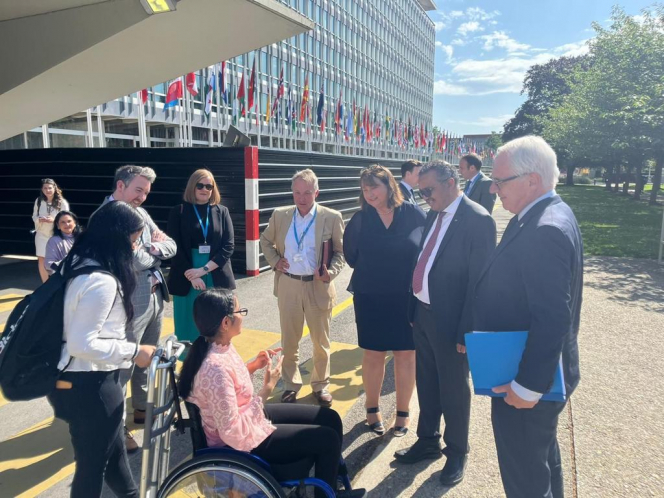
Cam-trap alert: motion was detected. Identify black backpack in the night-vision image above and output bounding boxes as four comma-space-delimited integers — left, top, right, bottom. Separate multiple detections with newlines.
0, 266, 113, 401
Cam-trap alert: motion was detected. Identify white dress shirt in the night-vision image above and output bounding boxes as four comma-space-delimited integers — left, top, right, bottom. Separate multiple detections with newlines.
414, 194, 463, 304
284, 204, 318, 276
510, 189, 556, 402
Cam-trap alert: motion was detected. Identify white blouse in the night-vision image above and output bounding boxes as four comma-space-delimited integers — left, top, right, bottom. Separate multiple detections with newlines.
58, 265, 137, 372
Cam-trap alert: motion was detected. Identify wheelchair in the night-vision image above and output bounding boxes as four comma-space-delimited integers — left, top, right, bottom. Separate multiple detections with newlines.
139, 337, 355, 498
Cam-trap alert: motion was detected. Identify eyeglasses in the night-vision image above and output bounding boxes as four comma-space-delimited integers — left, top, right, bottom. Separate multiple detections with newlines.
196, 183, 214, 191
491, 175, 523, 190
232, 308, 249, 317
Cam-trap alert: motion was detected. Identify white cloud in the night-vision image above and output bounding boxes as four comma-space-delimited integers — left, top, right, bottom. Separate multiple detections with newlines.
433, 80, 470, 96
451, 38, 467, 46
433, 21, 446, 32
450, 10, 464, 18
480, 31, 530, 53
457, 21, 483, 37
465, 7, 500, 22
435, 41, 455, 63
554, 40, 590, 57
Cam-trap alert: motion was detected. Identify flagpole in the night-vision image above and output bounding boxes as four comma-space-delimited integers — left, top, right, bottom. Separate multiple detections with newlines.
207, 67, 214, 147
178, 76, 184, 147
86, 108, 93, 148
256, 50, 262, 148
216, 63, 222, 146
42, 124, 50, 148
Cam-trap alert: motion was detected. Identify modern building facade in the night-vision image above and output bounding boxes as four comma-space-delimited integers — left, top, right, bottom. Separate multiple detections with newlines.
0, 0, 437, 160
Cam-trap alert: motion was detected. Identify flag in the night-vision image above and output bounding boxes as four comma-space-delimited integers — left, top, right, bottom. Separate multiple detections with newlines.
317, 82, 325, 126
186, 72, 198, 96
265, 87, 272, 124
140, 89, 148, 104
237, 70, 246, 116
219, 61, 227, 104
272, 67, 284, 116
300, 75, 309, 122
204, 67, 216, 115
320, 108, 326, 132
345, 105, 352, 139
164, 79, 183, 109
335, 91, 343, 134
248, 59, 256, 112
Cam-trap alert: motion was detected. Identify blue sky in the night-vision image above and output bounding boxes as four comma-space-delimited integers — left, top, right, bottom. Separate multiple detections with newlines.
428, 1, 651, 135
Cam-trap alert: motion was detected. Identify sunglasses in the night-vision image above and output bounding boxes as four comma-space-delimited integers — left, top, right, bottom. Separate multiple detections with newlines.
196, 183, 214, 191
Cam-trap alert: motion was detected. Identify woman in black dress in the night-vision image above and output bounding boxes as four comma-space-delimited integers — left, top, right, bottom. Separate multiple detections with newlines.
344, 165, 426, 437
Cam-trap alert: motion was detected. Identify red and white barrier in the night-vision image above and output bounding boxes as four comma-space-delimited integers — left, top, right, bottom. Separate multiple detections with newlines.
244, 146, 260, 276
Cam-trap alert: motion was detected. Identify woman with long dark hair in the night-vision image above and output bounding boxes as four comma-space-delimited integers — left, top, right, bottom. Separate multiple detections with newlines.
47, 201, 156, 498
32, 178, 69, 282
44, 210, 82, 276
344, 165, 426, 437
167, 169, 235, 343
179, 289, 365, 498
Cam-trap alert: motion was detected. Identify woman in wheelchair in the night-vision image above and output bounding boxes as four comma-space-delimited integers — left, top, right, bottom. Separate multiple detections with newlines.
178, 288, 365, 498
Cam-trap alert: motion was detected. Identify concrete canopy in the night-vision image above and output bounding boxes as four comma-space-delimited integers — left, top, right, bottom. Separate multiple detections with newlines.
0, 0, 313, 142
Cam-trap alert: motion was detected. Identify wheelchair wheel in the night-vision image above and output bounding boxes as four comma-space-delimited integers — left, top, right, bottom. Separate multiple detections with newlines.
158, 452, 287, 498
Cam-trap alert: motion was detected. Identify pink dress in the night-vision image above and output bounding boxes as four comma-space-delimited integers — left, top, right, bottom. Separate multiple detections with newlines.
187, 343, 276, 451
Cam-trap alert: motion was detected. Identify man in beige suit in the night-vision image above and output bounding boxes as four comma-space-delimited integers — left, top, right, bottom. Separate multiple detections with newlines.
260, 169, 345, 407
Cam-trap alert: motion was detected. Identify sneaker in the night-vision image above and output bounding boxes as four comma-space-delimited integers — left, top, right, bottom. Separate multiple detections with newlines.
124, 426, 139, 454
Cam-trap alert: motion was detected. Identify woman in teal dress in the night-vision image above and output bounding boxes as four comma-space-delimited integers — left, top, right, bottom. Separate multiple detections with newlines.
167, 169, 236, 343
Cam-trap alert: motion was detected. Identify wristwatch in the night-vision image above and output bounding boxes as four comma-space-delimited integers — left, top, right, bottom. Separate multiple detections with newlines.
203, 265, 210, 273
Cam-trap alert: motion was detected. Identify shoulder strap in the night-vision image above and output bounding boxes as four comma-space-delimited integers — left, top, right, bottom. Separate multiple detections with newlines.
168, 364, 186, 434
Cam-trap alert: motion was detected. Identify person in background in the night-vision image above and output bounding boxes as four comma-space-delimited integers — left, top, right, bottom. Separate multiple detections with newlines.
180, 288, 365, 498
343, 165, 426, 437
474, 136, 583, 498
44, 211, 82, 276
33, 178, 69, 282
399, 160, 423, 208
167, 169, 235, 344
100, 165, 177, 450
458, 153, 497, 214
259, 169, 345, 407
48, 201, 156, 498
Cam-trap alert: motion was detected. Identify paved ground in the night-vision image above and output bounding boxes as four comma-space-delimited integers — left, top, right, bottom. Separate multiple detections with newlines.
1, 203, 663, 497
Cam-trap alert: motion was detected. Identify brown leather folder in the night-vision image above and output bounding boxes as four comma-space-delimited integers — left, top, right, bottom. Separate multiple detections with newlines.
319, 239, 333, 276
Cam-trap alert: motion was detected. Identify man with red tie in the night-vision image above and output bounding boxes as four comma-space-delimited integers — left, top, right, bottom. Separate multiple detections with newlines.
394, 161, 496, 488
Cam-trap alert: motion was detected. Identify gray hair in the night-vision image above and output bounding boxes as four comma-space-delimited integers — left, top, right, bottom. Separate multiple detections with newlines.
291, 168, 319, 191
113, 165, 157, 189
496, 136, 559, 190
419, 160, 460, 186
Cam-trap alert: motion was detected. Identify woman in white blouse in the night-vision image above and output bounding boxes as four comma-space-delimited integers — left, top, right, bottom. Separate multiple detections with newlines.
47, 201, 156, 498
32, 178, 69, 282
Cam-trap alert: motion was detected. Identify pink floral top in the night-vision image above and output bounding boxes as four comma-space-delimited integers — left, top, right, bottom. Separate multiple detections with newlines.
187, 343, 276, 451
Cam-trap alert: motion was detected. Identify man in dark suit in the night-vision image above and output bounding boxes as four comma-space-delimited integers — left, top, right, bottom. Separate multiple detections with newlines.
459, 153, 496, 213
394, 161, 496, 487
473, 136, 583, 498
399, 159, 422, 205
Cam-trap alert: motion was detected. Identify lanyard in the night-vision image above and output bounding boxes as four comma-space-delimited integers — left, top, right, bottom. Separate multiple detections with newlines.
293, 206, 317, 251
192, 204, 210, 243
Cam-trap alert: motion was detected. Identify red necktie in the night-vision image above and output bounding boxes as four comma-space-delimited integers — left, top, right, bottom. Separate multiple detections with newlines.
412, 212, 446, 294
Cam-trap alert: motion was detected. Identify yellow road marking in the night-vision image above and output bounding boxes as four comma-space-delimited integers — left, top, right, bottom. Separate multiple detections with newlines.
0, 294, 23, 313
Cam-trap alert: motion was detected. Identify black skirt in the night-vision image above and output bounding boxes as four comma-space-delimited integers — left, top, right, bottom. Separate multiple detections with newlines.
354, 292, 414, 351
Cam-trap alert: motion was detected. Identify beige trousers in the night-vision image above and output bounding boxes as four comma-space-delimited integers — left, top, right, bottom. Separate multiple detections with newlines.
277, 275, 332, 393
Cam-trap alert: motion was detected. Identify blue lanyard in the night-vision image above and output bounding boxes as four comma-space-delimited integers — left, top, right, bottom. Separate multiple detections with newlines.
192, 204, 210, 243
293, 206, 317, 251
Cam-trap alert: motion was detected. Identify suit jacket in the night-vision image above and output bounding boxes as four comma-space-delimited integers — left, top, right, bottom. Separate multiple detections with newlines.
399, 181, 426, 215
166, 203, 236, 296
409, 196, 497, 345
260, 204, 345, 310
466, 172, 497, 214
473, 195, 583, 396
100, 196, 177, 314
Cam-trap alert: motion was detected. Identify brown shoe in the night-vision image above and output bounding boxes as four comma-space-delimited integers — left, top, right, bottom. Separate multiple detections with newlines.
281, 390, 297, 403
313, 389, 333, 407
124, 426, 139, 454
133, 409, 146, 425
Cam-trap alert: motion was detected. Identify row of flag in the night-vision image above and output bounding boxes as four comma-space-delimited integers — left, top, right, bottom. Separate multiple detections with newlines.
138, 63, 496, 157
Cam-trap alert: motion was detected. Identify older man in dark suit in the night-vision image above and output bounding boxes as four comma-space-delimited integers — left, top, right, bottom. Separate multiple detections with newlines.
473, 136, 583, 498
394, 161, 496, 487
459, 153, 496, 213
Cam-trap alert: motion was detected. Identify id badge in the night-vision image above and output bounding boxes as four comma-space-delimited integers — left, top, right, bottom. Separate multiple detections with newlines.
198, 245, 211, 254
292, 252, 304, 263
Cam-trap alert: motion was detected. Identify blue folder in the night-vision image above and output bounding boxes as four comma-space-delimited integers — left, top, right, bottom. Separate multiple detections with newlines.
464, 331, 566, 402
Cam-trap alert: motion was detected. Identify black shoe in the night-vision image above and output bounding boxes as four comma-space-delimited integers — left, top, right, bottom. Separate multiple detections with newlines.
439, 454, 467, 487
281, 390, 297, 403
393, 438, 442, 464
335, 489, 366, 498
366, 407, 386, 436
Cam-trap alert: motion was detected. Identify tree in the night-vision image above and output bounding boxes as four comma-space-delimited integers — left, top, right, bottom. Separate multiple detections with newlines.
485, 132, 502, 151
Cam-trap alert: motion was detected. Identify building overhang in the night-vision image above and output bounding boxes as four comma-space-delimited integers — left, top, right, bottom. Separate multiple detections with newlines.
0, 0, 314, 142
417, 0, 437, 12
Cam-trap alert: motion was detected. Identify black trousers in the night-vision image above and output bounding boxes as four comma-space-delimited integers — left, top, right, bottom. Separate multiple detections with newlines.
47, 370, 138, 498
413, 302, 471, 456
252, 404, 342, 498
492, 397, 567, 498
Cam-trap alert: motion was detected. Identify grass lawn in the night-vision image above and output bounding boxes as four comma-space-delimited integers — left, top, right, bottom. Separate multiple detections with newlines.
557, 185, 663, 259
